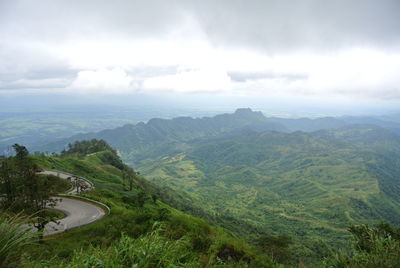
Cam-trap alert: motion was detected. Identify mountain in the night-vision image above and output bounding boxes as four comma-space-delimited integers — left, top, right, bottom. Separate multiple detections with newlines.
270, 116, 347, 132
33, 109, 400, 261
5, 108, 400, 156
137, 125, 400, 261
8, 109, 400, 265
34, 108, 286, 164
341, 116, 400, 134
35, 109, 400, 159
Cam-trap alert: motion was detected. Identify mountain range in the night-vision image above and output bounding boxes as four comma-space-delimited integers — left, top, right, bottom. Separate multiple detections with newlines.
29, 108, 400, 260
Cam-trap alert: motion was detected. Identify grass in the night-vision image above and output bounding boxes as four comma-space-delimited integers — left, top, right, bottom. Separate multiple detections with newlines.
0, 213, 39, 267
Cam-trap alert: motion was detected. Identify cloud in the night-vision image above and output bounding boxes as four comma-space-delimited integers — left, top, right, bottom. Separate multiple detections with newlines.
143, 68, 232, 93
228, 72, 308, 83
0, 0, 399, 102
231, 49, 400, 99
69, 68, 137, 94
187, 0, 400, 52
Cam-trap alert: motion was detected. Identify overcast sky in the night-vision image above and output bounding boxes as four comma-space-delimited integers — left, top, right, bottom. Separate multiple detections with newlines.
1, 0, 400, 106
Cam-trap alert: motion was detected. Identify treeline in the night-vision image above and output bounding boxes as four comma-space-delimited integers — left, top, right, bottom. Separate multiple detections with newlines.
61, 139, 117, 157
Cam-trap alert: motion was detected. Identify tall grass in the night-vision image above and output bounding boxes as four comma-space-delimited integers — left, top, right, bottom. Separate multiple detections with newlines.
322, 224, 400, 268
0, 213, 38, 267
31, 223, 200, 268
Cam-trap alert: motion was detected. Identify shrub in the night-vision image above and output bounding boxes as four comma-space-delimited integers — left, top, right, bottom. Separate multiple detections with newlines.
323, 223, 400, 268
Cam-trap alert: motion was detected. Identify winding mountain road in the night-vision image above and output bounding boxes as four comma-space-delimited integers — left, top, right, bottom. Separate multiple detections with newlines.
38, 170, 108, 236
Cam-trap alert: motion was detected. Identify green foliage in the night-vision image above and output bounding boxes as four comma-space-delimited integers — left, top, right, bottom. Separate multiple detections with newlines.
0, 145, 69, 236
322, 223, 400, 268
13, 143, 29, 159
255, 235, 293, 264
0, 213, 38, 267
137, 126, 400, 263
56, 224, 198, 267
348, 222, 400, 253
0, 150, 60, 247
61, 139, 117, 158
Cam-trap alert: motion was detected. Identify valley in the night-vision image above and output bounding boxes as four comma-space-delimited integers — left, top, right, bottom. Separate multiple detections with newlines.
26, 108, 400, 262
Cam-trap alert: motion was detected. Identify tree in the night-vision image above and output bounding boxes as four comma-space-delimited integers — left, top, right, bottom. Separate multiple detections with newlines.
0, 144, 60, 239
255, 235, 292, 263
0, 159, 16, 207
122, 169, 137, 191
136, 191, 147, 207
12, 144, 28, 159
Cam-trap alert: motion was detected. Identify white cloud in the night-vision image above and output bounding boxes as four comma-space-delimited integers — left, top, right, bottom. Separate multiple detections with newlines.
68, 68, 136, 93
143, 67, 232, 93
227, 48, 400, 99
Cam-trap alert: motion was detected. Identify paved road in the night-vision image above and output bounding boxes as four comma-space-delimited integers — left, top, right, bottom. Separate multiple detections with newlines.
39, 170, 92, 194
37, 170, 107, 236
45, 197, 105, 235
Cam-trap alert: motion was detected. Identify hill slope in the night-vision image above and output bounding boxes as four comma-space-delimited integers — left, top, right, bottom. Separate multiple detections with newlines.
137, 125, 400, 260
26, 142, 275, 267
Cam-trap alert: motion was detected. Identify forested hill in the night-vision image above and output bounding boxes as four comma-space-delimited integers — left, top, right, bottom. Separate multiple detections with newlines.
137, 124, 400, 262
35, 108, 286, 162
34, 109, 400, 160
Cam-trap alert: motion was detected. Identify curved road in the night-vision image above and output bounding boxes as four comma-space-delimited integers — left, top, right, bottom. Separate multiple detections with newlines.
45, 197, 105, 235
38, 171, 107, 236
39, 170, 93, 194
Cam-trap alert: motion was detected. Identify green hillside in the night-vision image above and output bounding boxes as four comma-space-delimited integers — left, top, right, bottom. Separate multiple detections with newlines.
16, 141, 275, 267
137, 126, 400, 261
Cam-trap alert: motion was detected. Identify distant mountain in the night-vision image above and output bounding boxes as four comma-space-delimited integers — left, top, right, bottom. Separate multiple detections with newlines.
314, 124, 400, 149
34, 109, 400, 159
270, 116, 347, 132
270, 115, 400, 134
379, 113, 400, 124
34, 108, 286, 163
340, 116, 400, 134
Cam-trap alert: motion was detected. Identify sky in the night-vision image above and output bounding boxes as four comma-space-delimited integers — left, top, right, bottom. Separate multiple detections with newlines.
1, 0, 400, 115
